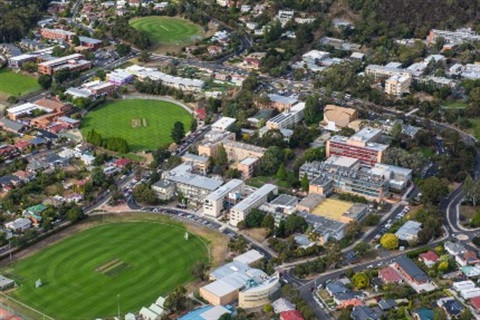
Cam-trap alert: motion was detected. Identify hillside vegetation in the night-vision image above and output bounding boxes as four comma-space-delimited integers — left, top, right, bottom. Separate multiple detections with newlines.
346, 0, 480, 42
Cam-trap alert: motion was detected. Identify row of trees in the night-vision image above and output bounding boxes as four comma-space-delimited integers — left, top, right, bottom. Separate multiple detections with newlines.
86, 129, 129, 153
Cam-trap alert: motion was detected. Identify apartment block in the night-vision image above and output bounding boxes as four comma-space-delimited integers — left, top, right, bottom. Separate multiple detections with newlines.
326, 127, 388, 166
230, 184, 278, 226
203, 179, 245, 218
266, 102, 305, 130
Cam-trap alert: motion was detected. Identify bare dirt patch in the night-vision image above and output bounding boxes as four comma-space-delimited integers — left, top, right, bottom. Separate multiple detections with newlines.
242, 228, 268, 243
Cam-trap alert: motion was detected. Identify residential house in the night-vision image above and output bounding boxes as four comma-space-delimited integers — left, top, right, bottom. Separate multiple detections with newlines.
395, 220, 422, 242
5, 218, 32, 232
412, 308, 434, 320
378, 266, 403, 284
378, 299, 396, 311
392, 256, 432, 285
279, 310, 304, 320
456, 251, 480, 267
444, 241, 466, 256
437, 298, 464, 318
351, 306, 383, 320
419, 251, 440, 268
0, 118, 25, 133
272, 298, 296, 314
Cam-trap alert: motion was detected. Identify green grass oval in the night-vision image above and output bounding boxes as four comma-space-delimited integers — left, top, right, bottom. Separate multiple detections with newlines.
7, 222, 208, 319
130, 16, 202, 45
81, 99, 193, 151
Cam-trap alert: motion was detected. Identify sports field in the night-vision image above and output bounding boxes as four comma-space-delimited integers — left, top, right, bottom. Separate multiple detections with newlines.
130, 16, 202, 46
81, 99, 192, 151
5, 222, 208, 319
0, 69, 40, 96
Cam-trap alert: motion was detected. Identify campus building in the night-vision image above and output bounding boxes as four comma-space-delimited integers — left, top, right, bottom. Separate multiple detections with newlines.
222, 141, 266, 162
37, 53, 92, 75
7, 98, 71, 121
326, 127, 388, 166
237, 156, 260, 179
299, 156, 390, 202
266, 103, 305, 130
125, 65, 204, 92
181, 153, 210, 175
230, 184, 278, 226
267, 94, 299, 111
199, 258, 280, 307
321, 105, 358, 131
197, 131, 236, 158
203, 179, 245, 218
211, 117, 237, 132
107, 69, 135, 86
162, 163, 224, 207
40, 28, 75, 41
428, 28, 480, 48
65, 80, 115, 99
385, 73, 412, 96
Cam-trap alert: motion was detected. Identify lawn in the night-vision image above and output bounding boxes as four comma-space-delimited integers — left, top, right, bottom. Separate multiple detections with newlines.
5, 222, 208, 319
0, 69, 40, 96
442, 100, 468, 109
81, 99, 192, 151
467, 118, 480, 140
130, 16, 202, 46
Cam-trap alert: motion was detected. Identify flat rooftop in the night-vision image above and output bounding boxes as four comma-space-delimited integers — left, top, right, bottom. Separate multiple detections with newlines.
205, 179, 243, 201
231, 184, 277, 212
311, 198, 353, 221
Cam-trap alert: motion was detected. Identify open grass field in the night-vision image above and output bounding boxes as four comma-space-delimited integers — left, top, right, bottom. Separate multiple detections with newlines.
81, 99, 192, 151
0, 69, 40, 96
4, 222, 208, 319
129, 16, 202, 46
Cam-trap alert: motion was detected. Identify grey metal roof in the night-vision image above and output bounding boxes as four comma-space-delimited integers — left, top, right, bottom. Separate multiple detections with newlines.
395, 256, 431, 283
0, 118, 24, 132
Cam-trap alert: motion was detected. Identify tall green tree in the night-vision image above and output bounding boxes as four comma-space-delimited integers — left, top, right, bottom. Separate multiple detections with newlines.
171, 121, 185, 144
304, 94, 322, 124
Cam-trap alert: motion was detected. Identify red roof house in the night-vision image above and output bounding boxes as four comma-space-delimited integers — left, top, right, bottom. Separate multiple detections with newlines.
470, 296, 480, 311
419, 250, 440, 268
378, 266, 403, 284
14, 140, 32, 151
114, 158, 132, 168
280, 310, 304, 320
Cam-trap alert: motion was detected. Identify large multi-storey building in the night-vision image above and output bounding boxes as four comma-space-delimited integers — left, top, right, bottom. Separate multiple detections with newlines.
299, 156, 389, 202
125, 65, 204, 92
162, 163, 224, 207
40, 28, 75, 41
385, 73, 412, 96
267, 94, 298, 111
37, 53, 92, 75
428, 28, 480, 47
326, 127, 388, 166
203, 179, 245, 218
230, 184, 278, 226
223, 141, 266, 162
266, 102, 305, 130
